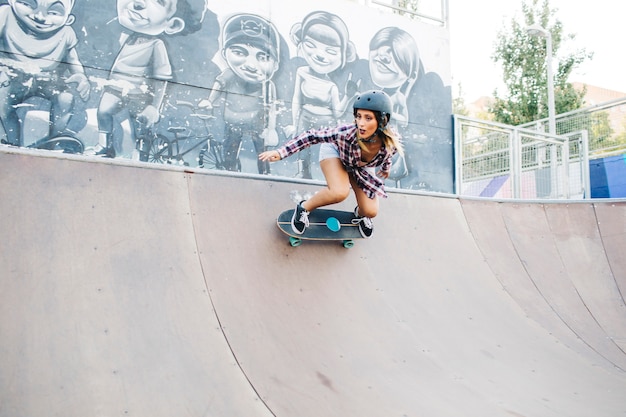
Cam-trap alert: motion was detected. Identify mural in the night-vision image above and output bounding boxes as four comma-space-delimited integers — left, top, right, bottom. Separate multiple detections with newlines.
0, 0, 453, 193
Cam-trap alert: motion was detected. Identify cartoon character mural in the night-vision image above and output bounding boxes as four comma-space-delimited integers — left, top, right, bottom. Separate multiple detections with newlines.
91, 0, 207, 160
368, 27, 418, 129
0, 0, 90, 147
199, 14, 280, 174
286, 11, 359, 180
364, 27, 419, 186
0, 0, 454, 194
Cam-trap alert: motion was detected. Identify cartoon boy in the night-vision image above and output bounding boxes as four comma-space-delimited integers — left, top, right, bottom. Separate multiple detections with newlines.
94, 0, 206, 159
200, 14, 280, 174
0, 0, 90, 146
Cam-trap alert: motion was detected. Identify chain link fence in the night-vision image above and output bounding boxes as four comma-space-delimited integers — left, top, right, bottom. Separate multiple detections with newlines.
519, 96, 626, 158
456, 97, 626, 199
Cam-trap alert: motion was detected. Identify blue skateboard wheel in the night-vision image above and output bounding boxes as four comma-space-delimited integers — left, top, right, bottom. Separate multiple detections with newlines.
326, 217, 341, 232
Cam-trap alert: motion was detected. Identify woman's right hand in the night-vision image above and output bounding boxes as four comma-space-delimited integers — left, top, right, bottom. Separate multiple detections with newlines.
259, 150, 281, 162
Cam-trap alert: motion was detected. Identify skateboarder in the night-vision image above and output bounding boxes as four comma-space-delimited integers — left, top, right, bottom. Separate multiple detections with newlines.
259, 90, 403, 238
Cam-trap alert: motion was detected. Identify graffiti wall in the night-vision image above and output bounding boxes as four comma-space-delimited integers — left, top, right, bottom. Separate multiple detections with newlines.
0, 0, 453, 193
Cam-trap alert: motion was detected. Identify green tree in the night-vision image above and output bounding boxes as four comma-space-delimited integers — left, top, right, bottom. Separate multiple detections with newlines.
392, 0, 420, 19
397, 0, 419, 10
613, 116, 626, 154
489, 0, 592, 130
582, 110, 626, 155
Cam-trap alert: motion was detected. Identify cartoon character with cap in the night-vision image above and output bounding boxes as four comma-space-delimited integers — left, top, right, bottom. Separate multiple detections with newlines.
200, 13, 280, 174
93, 0, 207, 159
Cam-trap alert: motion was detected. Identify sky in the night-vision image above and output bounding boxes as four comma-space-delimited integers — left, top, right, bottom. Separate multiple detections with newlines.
448, 0, 626, 102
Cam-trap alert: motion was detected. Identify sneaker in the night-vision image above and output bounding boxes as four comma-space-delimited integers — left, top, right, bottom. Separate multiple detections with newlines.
352, 206, 374, 238
291, 201, 310, 235
87, 144, 115, 158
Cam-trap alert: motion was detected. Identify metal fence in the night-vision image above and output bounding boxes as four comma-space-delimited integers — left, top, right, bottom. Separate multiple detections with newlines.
456, 97, 626, 200
519, 96, 626, 159
454, 116, 589, 199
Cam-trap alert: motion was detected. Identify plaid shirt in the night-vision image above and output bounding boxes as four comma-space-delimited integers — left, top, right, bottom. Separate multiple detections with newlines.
277, 123, 397, 199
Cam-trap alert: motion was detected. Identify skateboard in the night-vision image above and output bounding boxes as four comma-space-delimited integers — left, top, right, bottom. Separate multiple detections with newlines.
277, 208, 363, 248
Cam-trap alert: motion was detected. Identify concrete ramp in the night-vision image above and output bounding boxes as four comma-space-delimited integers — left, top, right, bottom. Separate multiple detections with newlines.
1, 150, 625, 417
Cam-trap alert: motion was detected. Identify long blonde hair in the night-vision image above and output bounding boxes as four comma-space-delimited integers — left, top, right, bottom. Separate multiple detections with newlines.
380, 125, 404, 156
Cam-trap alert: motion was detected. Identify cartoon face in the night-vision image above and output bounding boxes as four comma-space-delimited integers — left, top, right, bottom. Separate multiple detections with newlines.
300, 24, 343, 75
224, 43, 277, 84
116, 0, 184, 36
369, 45, 408, 89
9, 0, 75, 34
354, 109, 378, 138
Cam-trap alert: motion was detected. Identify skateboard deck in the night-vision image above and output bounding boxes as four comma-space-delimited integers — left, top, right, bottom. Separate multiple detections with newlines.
277, 208, 362, 248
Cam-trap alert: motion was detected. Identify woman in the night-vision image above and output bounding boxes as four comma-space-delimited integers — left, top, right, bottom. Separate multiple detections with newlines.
259, 90, 403, 238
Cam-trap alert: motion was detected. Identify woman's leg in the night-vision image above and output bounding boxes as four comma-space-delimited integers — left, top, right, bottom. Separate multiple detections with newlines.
349, 174, 378, 237
301, 157, 351, 212
350, 174, 379, 218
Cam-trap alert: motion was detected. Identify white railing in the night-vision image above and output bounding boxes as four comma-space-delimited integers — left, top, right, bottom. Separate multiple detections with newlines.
454, 115, 590, 199
519, 96, 626, 159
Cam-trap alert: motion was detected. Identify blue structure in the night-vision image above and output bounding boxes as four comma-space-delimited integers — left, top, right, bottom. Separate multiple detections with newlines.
590, 154, 626, 198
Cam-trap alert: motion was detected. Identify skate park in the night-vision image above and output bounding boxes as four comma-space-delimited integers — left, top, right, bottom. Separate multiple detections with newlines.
1, 0, 626, 416
1, 148, 625, 416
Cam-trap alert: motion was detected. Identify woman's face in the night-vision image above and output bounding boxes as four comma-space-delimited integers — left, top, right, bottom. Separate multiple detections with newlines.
354, 109, 378, 138
369, 45, 408, 89
300, 24, 343, 75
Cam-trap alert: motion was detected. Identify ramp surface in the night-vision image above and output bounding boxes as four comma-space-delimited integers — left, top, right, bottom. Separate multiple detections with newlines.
1, 150, 625, 417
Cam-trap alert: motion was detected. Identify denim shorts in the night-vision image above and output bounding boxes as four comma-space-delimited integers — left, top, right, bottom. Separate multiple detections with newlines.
319, 142, 340, 161
319, 142, 377, 176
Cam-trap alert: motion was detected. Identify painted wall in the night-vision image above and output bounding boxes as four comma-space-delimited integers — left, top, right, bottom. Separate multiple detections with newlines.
463, 154, 626, 199
590, 154, 626, 198
0, 0, 453, 193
